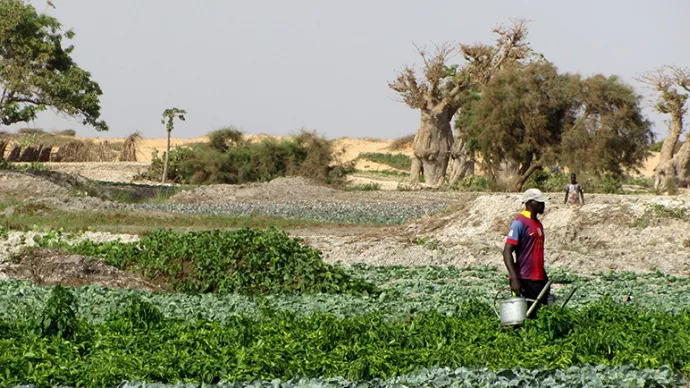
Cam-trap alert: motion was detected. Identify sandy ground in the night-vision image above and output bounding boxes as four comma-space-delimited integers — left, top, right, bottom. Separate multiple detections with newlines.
1, 170, 689, 290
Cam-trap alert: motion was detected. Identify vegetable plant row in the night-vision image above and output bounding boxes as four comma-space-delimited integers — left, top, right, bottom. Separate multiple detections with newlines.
22, 365, 682, 387
1, 287, 689, 386
2, 265, 689, 325
34, 228, 378, 296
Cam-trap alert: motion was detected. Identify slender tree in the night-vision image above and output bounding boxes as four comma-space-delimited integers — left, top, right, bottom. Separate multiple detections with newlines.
389, 20, 531, 187
161, 108, 186, 183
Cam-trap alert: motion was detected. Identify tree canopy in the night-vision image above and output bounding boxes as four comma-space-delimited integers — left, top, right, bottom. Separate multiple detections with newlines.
0, 0, 107, 130
459, 63, 653, 191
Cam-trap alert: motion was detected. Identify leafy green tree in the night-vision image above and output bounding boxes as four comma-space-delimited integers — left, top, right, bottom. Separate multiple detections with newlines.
161, 107, 186, 183
462, 63, 653, 191
462, 62, 577, 191
0, 0, 107, 131
561, 75, 654, 178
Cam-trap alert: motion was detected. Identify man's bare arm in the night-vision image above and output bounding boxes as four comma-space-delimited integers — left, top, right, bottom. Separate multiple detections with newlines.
579, 187, 585, 204
503, 244, 521, 295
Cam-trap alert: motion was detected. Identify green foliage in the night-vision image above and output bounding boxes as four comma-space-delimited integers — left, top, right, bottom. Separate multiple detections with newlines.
457, 174, 493, 191
523, 171, 627, 194
649, 141, 664, 153
147, 130, 345, 185
358, 152, 412, 170
208, 126, 244, 152
523, 171, 570, 192
346, 182, 381, 191
39, 286, 81, 340
0, 0, 108, 130
0, 298, 688, 385
0, 160, 47, 171
38, 227, 378, 296
459, 64, 653, 190
161, 108, 186, 133
109, 295, 164, 331
561, 75, 654, 178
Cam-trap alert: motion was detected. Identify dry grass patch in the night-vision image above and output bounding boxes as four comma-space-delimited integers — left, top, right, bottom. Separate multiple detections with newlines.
119, 132, 142, 162
53, 140, 118, 162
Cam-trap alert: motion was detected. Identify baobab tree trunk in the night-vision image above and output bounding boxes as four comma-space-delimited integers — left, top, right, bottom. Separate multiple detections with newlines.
411, 108, 454, 187
654, 113, 683, 191
673, 140, 690, 187
494, 160, 542, 192
449, 138, 475, 185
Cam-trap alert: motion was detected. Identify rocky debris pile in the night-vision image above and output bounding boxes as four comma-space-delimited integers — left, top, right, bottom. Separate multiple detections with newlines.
0, 231, 140, 266
134, 200, 450, 225
170, 177, 338, 204
0, 171, 69, 200
0, 231, 155, 291
0, 248, 159, 291
314, 194, 690, 275
43, 162, 150, 183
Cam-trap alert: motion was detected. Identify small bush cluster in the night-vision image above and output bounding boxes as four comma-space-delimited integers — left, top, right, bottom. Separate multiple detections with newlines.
39, 227, 379, 296
143, 128, 349, 185
523, 171, 628, 194
358, 152, 412, 170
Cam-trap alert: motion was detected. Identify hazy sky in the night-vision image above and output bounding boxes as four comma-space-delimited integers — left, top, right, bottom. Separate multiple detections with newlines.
9, 0, 690, 140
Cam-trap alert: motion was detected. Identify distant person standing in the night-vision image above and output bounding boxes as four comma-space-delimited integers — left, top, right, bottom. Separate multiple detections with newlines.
564, 173, 585, 206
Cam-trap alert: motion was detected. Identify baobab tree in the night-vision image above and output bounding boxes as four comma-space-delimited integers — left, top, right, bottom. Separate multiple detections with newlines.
638, 66, 690, 191
389, 20, 531, 187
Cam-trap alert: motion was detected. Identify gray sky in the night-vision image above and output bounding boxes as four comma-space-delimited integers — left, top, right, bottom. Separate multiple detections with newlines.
10, 0, 690, 140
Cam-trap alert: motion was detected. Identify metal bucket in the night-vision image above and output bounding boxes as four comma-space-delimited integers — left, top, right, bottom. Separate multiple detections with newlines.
497, 297, 529, 326
493, 280, 553, 326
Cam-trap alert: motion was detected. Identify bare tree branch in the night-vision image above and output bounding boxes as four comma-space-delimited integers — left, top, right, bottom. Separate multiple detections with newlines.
669, 65, 690, 93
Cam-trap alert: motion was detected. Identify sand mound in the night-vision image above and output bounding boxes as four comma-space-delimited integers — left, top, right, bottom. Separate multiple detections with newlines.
0, 171, 69, 200
318, 194, 690, 275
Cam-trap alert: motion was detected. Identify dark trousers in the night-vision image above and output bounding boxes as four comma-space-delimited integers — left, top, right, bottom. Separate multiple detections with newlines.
521, 279, 550, 318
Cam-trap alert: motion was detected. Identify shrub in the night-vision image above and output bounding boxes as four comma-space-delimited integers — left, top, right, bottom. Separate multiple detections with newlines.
523, 171, 570, 193
145, 130, 347, 185
46, 228, 379, 296
53, 129, 77, 137
208, 126, 245, 152
17, 127, 46, 135
347, 182, 381, 191
39, 286, 80, 340
109, 295, 164, 331
358, 152, 412, 170
458, 174, 493, 192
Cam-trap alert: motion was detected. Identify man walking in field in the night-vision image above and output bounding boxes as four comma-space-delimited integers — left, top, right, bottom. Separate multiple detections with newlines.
503, 188, 550, 316
564, 173, 585, 206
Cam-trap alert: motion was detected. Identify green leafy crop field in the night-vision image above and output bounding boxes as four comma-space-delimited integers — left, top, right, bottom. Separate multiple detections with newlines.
2, 228, 689, 387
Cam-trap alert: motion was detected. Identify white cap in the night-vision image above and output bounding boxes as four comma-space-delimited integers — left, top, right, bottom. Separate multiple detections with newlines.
522, 188, 548, 203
